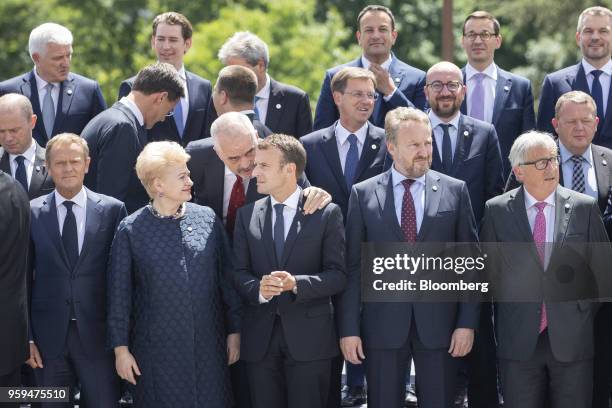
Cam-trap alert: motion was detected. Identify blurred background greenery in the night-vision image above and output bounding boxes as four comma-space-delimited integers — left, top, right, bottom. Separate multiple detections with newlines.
1, 0, 609, 109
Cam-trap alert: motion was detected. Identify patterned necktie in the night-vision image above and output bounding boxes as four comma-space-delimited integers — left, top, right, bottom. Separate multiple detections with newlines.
62, 201, 79, 270
14, 155, 28, 192
42, 83, 55, 138
440, 124, 453, 172
570, 155, 586, 193
344, 134, 359, 190
173, 100, 184, 138
273, 203, 285, 264
533, 202, 547, 333
401, 179, 417, 242
470, 73, 486, 121
591, 70, 605, 123
226, 175, 245, 235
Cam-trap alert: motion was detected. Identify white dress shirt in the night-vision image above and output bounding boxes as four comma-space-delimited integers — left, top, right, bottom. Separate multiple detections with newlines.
55, 187, 88, 253
524, 189, 555, 269
361, 55, 397, 100
255, 73, 271, 125
391, 165, 425, 233
428, 111, 460, 161
335, 121, 367, 173
34, 68, 60, 114
465, 63, 498, 123
558, 142, 597, 199
582, 58, 612, 117
9, 140, 36, 188
119, 97, 145, 127
222, 166, 251, 224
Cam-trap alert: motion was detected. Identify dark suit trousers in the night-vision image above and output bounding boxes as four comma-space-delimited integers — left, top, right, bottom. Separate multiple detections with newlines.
35, 322, 119, 408
365, 321, 457, 408
230, 360, 252, 408
0, 367, 21, 408
247, 318, 331, 408
499, 330, 592, 408
593, 303, 612, 408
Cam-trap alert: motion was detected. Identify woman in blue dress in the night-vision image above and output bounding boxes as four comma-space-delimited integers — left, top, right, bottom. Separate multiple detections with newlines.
107, 141, 241, 407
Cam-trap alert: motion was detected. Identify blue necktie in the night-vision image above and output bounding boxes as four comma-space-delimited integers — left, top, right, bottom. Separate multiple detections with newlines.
62, 201, 79, 270
344, 134, 359, 190
273, 203, 285, 265
14, 156, 28, 192
591, 70, 605, 123
42, 83, 55, 138
173, 100, 184, 137
440, 124, 453, 172
254, 96, 261, 121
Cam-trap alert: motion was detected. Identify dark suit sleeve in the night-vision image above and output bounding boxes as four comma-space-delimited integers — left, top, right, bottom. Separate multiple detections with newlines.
603, 187, 612, 240
214, 216, 241, 334
313, 72, 338, 130
295, 91, 313, 137
117, 81, 132, 100
522, 81, 536, 132
232, 208, 262, 306
384, 73, 427, 111
294, 205, 346, 300
587, 199, 612, 300
92, 82, 107, 115
297, 172, 311, 189
107, 220, 133, 348
536, 75, 556, 134
485, 126, 505, 201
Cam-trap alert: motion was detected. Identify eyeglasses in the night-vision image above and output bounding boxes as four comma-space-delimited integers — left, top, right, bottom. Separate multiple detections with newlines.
520, 156, 560, 170
344, 91, 378, 100
463, 31, 497, 41
425, 81, 462, 93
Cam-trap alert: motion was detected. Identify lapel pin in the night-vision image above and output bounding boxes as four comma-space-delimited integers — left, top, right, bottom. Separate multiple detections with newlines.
275, 104, 281, 109
463, 130, 469, 137
187, 226, 193, 232
35, 166, 41, 172
432, 185, 438, 192
603, 159, 608, 166
504, 86, 510, 92
371, 144, 377, 150
395, 77, 401, 83
66, 88, 73, 95
564, 203, 570, 212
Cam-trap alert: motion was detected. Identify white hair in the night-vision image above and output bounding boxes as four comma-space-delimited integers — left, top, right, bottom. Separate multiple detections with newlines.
218, 31, 269, 68
508, 131, 557, 167
210, 112, 258, 146
28, 23, 73, 59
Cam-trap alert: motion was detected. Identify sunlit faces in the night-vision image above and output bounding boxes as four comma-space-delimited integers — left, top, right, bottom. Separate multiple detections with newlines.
577, 14, 612, 66
552, 102, 598, 155
513, 145, 559, 199
387, 120, 433, 179
333, 78, 376, 130
461, 18, 501, 67
424, 67, 465, 120
0, 109, 36, 155
252, 147, 294, 196
32, 42, 72, 83
151, 23, 191, 70
47, 142, 90, 197
214, 132, 258, 179
153, 162, 193, 204
356, 11, 397, 61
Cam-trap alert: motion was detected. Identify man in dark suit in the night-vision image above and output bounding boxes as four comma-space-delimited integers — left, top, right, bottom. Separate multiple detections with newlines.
218, 31, 312, 138
314, 5, 426, 130
0, 23, 106, 147
0, 170, 30, 403
232, 134, 346, 408
301, 66, 387, 407
537, 7, 612, 148
338, 107, 479, 408
26, 133, 127, 407
82, 62, 183, 213
117, 12, 212, 147
460, 11, 535, 176
0, 94, 54, 199
481, 130, 610, 408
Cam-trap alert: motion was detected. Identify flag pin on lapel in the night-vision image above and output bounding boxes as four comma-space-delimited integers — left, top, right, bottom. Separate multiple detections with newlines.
432, 185, 438, 192
463, 130, 469, 137
603, 159, 608, 166
395, 77, 400, 83
66, 88, 73, 95
504, 86, 510, 92
371, 144, 377, 150
275, 104, 281, 109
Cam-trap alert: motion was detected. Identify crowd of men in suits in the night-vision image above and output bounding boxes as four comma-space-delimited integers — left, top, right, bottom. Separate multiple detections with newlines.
2, 4, 612, 408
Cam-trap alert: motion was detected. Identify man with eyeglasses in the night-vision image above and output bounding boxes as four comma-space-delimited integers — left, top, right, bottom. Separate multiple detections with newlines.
460, 11, 535, 177
538, 6, 612, 149
481, 130, 610, 408
313, 4, 426, 131
301, 67, 389, 407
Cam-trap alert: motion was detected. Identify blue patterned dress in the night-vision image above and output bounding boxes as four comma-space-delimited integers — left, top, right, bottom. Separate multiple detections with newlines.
108, 203, 240, 407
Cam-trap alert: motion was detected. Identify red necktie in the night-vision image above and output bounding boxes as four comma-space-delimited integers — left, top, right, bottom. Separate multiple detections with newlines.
401, 179, 417, 242
226, 176, 246, 235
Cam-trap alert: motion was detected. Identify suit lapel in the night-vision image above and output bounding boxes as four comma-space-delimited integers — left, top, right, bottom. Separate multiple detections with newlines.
206, 156, 225, 217
573, 63, 590, 93
592, 146, 611, 209
55, 75, 76, 135
492, 70, 512, 127
40, 193, 71, 270
74, 189, 102, 272
320, 125, 349, 195
0, 150, 10, 173
183, 72, 196, 136
507, 188, 543, 269
451, 115, 471, 175
354, 123, 383, 182
417, 172, 441, 240
600, 73, 612, 136
460, 68, 468, 115
265, 79, 282, 131
280, 195, 309, 267
375, 170, 404, 240
257, 198, 277, 269
553, 187, 572, 245
29, 144, 47, 196
26, 72, 47, 141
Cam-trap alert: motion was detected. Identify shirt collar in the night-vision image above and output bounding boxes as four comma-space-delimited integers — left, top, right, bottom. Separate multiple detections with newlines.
270, 186, 302, 211
524, 187, 556, 210
391, 165, 426, 188
119, 96, 145, 127
239, 109, 256, 116
335, 121, 368, 146
9, 139, 37, 164
465, 63, 498, 81
428, 110, 460, 129
582, 58, 612, 76
256, 74, 271, 100
33, 67, 60, 92
361, 55, 393, 71
54, 186, 87, 209
558, 141, 593, 166
177, 65, 187, 81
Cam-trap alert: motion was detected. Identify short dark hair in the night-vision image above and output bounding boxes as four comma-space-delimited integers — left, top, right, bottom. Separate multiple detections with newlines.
257, 133, 306, 178
463, 11, 500, 36
152, 12, 193, 40
215, 65, 258, 106
357, 5, 396, 31
132, 62, 184, 102
331, 67, 377, 93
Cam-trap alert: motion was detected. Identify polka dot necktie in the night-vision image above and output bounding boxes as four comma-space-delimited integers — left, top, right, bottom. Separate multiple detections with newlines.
401, 179, 417, 242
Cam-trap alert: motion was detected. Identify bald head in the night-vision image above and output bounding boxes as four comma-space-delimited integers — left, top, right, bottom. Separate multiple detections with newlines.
0, 94, 37, 155
424, 61, 466, 120
427, 61, 463, 80
210, 112, 259, 179
0, 93, 34, 121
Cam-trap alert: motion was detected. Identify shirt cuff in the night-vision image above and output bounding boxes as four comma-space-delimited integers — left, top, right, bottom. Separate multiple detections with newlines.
383, 87, 397, 101
258, 293, 270, 304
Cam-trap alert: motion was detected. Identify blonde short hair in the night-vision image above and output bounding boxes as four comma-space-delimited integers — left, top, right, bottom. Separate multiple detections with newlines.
46, 133, 89, 163
385, 107, 432, 145
135, 141, 190, 197
554, 91, 597, 118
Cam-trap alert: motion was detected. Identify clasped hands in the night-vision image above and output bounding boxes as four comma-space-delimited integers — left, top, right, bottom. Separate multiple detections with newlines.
259, 271, 296, 300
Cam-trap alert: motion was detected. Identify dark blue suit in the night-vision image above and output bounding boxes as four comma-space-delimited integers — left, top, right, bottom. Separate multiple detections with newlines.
313, 56, 426, 130
461, 67, 535, 175
29, 189, 126, 407
0, 70, 107, 147
538, 62, 612, 148
117, 71, 212, 147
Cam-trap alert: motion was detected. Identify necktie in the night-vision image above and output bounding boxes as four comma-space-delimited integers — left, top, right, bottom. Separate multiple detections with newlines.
226, 175, 246, 235
273, 203, 285, 264
401, 179, 417, 242
440, 124, 453, 172
470, 73, 486, 121
533, 202, 547, 333
591, 70, 605, 123
14, 156, 28, 192
62, 201, 79, 270
253, 96, 261, 121
42, 83, 56, 138
344, 134, 359, 190
173, 99, 184, 138
570, 155, 586, 193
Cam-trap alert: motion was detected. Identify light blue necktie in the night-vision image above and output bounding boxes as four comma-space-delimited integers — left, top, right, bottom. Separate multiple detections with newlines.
42, 83, 55, 138
254, 96, 261, 120
173, 100, 184, 137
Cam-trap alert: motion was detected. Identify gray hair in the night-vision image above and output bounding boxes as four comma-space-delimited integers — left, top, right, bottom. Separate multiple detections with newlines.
28, 23, 73, 59
577, 6, 612, 32
385, 107, 432, 145
218, 31, 269, 68
508, 131, 557, 167
210, 112, 258, 146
